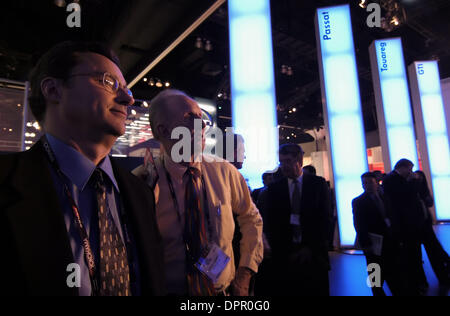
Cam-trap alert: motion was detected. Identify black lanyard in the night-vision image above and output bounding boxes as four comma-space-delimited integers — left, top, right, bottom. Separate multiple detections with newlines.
41, 136, 135, 296
160, 157, 213, 260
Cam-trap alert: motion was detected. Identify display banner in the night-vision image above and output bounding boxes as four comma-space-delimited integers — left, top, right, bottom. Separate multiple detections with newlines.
409, 61, 450, 221
369, 38, 419, 171
315, 4, 368, 246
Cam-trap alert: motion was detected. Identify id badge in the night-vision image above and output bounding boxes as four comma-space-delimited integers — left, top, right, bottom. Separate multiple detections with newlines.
290, 214, 300, 226
195, 243, 230, 284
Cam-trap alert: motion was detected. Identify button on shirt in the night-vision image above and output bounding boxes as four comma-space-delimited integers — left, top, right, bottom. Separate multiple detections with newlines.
153, 153, 205, 295
46, 134, 127, 296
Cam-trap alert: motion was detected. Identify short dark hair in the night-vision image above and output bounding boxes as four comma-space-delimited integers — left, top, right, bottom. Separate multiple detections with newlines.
279, 143, 304, 160
262, 172, 273, 181
302, 165, 316, 175
394, 158, 414, 170
361, 172, 376, 180
28, 41, 120, 123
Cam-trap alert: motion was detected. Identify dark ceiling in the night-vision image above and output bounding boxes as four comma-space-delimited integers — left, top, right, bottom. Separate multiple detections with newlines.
1, 0, 450, 143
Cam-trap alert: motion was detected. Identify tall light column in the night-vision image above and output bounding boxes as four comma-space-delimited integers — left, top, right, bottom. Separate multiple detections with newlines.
315, 5, 368, 246
369, 38, 419, 171
409, 61, 450, 221
228, 0, 278, 189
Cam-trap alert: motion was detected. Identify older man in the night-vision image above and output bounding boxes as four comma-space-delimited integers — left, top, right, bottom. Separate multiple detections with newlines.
0, 41, 165, 296
133, 89, 263, 296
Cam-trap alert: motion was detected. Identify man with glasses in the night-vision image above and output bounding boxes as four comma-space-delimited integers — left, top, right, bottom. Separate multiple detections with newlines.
133, 89, 263, 296
0, 41, 165, 296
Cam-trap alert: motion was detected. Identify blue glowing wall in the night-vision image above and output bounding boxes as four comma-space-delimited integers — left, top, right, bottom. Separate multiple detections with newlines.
315, 5, 368, 246
228, 0, 278, 189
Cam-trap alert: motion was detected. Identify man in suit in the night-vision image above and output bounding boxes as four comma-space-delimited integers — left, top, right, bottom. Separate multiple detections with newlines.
263, 143, 331, 296
352, 172, 404, 296
251, 172, 273, 204
382, 158, 427, 295
0, 41, 165, 296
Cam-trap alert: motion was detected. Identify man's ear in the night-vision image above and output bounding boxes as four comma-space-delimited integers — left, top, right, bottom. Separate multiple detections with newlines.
41, 77, 63, 105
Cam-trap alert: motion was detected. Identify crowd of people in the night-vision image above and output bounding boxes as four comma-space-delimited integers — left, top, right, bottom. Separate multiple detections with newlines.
0, 41, 448, 296
352, 160, 450, 295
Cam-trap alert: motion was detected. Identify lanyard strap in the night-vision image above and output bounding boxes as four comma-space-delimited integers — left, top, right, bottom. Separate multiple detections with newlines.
41, 136, 137, 295
41, 136, 99, 295
160, 158, 213, 258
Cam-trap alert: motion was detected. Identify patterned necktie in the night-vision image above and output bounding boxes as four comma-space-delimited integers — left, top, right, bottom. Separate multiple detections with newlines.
91, 168, 131, 296
291, 179, 302, 244
184, 167, 215, 296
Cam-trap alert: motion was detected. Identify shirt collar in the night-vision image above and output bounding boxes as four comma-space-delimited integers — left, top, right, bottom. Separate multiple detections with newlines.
288, 173, 303, 186
45, 133, 119, 192
163, 152, 202, 180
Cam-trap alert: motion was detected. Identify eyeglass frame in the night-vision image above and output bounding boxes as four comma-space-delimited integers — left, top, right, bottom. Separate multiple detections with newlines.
66, 71, 133, 98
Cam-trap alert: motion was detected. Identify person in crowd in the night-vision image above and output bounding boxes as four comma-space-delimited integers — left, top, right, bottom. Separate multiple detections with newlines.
411, 170, 450, 286
0, 41, 165, 296
302, 164, 336, 249
302, 165, 317, 176
220, 131, 257, 294
373, 170, 384, 185
251, 172, 274, 204
382, 158, 428, 295
352, 172, 404, 296
262, 143, 332, 296
133, 89, 263, 296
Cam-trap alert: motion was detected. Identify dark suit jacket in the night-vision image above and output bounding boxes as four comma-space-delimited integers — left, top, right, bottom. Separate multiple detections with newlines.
352, 192, 396, 256
251, 187, 263, 204
265, 174, 331, 271
0, 141, 166, 296
382, 171, 425, 242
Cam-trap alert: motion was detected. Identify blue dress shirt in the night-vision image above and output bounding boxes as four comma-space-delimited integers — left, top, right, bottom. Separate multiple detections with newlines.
45, 134, 138, 296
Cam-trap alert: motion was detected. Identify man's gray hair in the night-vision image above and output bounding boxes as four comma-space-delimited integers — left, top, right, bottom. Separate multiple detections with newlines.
149, 89, 190, 140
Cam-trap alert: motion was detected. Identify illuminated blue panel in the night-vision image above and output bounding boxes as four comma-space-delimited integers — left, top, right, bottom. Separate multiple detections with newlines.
409, 61, 450, 220
228, 0, 278, 189
315, 5, 368, 246
369, 38, 419, 170
387, 126, 418, 170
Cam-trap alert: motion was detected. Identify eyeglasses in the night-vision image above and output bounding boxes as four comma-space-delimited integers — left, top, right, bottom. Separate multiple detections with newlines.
67, 72, 133, 98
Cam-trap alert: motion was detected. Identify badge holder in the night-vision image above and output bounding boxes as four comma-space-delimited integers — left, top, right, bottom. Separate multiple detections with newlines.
195, 243, 230, 284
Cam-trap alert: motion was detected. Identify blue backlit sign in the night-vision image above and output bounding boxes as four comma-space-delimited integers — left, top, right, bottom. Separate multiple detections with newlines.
409, 61, 450, 221
369, 38, 419, 171
315, 5, 368, 246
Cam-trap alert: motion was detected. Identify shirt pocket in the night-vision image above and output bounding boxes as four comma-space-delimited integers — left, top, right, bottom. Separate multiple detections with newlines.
213, 203, 235, 244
